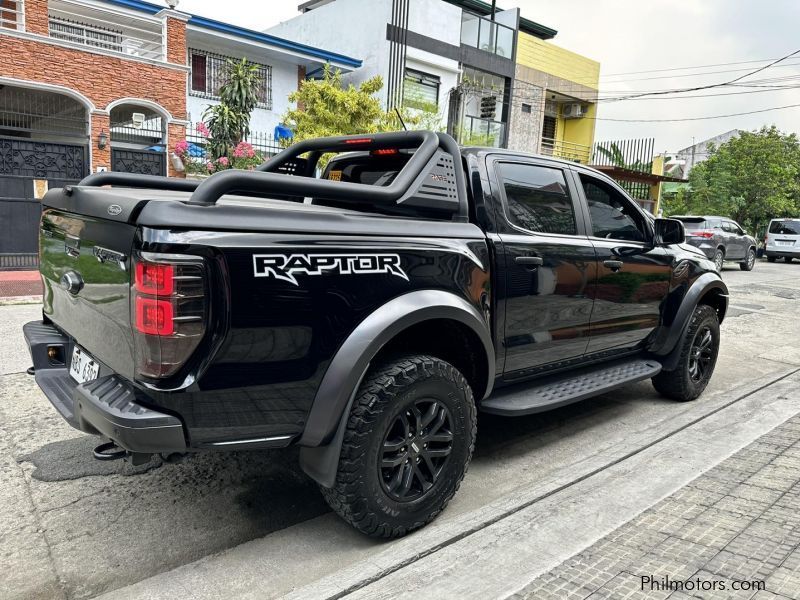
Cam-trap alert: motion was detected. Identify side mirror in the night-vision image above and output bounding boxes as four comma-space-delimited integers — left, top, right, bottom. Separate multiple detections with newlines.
654, 218, 685, 246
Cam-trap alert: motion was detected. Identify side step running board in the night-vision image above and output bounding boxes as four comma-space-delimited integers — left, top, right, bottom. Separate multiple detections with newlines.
481, 359, 662, 416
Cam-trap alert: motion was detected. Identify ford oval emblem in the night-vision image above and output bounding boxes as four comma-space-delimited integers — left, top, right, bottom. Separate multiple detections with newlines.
107, 204, 122, 216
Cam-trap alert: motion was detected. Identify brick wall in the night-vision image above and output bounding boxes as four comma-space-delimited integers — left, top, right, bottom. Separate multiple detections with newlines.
1, 5, 189, 175
23, 0, 48, 35
165, 16, 187, 65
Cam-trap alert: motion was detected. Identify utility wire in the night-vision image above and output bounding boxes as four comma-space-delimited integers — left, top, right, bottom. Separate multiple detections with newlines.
592, 102, 800, 122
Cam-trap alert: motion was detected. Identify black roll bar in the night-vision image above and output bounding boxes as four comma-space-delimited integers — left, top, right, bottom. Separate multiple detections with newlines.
189, 130, 440, 206
77, 172, 200, 192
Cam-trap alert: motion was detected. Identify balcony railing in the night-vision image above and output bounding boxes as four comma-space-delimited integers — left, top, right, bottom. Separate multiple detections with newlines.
0, 0, 24, 31
462, 115, 505, 148
48, 0, 164, 60
460, 12, 514, 58
540, 137, 592, 164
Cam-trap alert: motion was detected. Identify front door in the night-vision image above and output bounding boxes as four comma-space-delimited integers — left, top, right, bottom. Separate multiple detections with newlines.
574, 171, 672, 355
723, 220, 745, 260
491, 159, 596, 377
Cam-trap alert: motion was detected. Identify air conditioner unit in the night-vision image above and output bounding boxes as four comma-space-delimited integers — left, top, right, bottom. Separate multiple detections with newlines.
562, 103, 587, 119
131, 113, 146, 129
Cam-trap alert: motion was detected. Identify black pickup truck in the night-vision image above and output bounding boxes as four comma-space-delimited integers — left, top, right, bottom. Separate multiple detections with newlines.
25, 131, 728, 538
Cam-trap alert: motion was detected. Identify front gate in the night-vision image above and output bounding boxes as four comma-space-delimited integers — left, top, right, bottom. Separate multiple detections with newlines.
111, 148, 166, 176
0, 137, 88, 270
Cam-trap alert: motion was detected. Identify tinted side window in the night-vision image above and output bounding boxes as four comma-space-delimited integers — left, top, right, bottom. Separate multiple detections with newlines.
498, 163, 576, 235
581, 175, 646, 242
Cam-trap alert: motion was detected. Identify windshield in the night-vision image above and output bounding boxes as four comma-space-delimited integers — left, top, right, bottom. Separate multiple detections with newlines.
769, 219, 800, 235
674, 217, 706, 230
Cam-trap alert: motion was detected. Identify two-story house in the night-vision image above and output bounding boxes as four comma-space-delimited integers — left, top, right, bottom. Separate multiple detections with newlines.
0, 0, 360, 269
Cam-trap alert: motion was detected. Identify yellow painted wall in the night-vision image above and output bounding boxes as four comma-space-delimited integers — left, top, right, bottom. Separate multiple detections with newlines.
560, 102, 597, 152
516, 32, 600, 90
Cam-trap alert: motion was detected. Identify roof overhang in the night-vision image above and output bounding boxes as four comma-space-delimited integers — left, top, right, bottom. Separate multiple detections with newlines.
591, 165, 687, 185
101, 0, 362, 72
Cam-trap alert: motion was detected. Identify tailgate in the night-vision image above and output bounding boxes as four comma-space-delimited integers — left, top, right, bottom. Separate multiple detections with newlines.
39, 205, 137, 380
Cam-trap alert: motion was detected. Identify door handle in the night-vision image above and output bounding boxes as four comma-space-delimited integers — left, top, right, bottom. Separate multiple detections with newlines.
515, 256, 544, 267
603, 259, 624, 272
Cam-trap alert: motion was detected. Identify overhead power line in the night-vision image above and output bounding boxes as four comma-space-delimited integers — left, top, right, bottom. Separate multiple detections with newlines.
593, 102, 800, 122
600, 57, 798, 78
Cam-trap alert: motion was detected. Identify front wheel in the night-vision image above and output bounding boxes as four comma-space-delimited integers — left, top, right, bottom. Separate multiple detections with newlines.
652, 304, 720, 402
713, 248, 725, 272
320, 355, 476, 538
739, 248, 756, 271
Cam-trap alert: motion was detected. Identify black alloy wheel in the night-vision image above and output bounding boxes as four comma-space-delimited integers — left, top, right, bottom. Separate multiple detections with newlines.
380, 399, 454, 502
688, 325, 714, 382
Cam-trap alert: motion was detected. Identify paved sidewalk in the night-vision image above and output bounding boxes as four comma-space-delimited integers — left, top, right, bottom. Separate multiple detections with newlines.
512, 415, 800, 600
0, 270, 42, 298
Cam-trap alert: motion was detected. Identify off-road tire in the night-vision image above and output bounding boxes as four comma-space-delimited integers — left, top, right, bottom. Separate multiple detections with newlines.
713, 248, 725, 272
652, 304, 720, 402
739, 247, 756, 271
320, 355, 476, 538
767, 256, 777, 263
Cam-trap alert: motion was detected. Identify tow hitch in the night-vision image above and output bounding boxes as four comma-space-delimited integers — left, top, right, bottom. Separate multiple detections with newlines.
93, 441, 152, 466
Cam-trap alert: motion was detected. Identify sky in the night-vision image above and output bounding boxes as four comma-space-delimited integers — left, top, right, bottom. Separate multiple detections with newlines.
180, 0, 800, 154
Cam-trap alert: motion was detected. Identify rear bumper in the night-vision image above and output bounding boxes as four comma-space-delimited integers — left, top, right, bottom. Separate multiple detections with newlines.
765, 247, 800, 258
684, 239, 716, 259
24, 320, 186, 454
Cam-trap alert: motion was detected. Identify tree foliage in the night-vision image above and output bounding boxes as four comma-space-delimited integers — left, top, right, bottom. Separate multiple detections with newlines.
203, 58, 263, 158
670, 126, 800, 236
282, 65, 442, 166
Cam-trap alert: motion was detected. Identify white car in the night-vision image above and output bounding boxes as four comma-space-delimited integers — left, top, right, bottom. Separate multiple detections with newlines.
765, 218, 800, 263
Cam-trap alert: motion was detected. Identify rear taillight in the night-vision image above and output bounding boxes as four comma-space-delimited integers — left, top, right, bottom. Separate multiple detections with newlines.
687, 230, 714, 239
132, 254, 206, 379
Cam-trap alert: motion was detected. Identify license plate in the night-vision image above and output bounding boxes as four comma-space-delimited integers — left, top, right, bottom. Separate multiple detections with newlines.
69, 345, 99, 384
776, 240, 794, 246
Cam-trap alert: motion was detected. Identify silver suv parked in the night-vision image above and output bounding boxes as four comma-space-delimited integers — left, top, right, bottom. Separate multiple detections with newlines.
673, 216, 757, 272
765, 218, 800, 263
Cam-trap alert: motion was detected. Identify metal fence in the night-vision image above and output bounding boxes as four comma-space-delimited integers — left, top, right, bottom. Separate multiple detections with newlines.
0, 0, 23, 30
540, 137, 592, 164
189, 49, 273, 110
183, 125, 283, 161
591, 138, 655, 173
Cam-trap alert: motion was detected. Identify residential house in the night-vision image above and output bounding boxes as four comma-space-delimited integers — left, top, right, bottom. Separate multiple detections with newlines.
0, 0, 360, 268
268, 0, 584, 151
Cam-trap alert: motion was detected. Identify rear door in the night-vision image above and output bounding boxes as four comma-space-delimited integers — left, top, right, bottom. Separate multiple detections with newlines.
488, 157, 596, 377
574, 170, 672, 355
725, 220, 746, 259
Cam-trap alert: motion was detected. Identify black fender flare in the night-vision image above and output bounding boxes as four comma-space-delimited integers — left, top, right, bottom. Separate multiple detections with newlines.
298, 289, 494, 487
650, 272, 728, 370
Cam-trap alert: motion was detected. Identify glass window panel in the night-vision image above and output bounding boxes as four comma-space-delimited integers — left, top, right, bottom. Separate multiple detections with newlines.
499, 163, 576, 235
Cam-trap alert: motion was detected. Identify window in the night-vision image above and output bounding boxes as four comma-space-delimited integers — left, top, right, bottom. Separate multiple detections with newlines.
726, 221, 743, 235
769, 219, 800, 235
403, 69, 440, 109
498, 163, 576, 235
521, 103, 532, 113
581, 175, 646, 242
189, 49, 272, 109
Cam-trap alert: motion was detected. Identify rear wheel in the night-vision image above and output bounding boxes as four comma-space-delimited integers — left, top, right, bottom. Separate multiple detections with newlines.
320, 354, 476, 538
739, 248, 756, 271
713, 248, 725, 272
652, 304, 720, 402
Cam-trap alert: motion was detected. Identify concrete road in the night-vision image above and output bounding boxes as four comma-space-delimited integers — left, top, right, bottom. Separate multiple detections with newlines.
1, 259, 799, 600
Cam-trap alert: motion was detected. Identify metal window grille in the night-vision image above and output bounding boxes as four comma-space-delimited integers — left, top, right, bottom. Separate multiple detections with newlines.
189, 49, 273, 110
0, 0, 23, 31
0, 86, 87, 138
403, 69, 439, 109
49, 16, 122, 52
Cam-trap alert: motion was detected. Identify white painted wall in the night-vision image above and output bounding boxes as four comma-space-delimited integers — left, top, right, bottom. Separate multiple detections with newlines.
267, 0, 393, 105
185, 54, 299, 136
